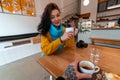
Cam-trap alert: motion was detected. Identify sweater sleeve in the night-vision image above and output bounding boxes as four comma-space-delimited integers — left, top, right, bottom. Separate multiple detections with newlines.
41, 35, 62, 55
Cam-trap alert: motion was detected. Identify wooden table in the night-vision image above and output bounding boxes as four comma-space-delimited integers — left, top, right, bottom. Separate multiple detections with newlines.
38, 45, 120, 78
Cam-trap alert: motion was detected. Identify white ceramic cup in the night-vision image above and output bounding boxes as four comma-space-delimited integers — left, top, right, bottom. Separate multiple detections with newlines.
66, 27, 74, 32
79, 60, 100, 74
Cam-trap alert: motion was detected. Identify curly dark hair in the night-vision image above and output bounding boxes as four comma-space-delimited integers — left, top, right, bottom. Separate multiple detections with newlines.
37, 3, 60, 36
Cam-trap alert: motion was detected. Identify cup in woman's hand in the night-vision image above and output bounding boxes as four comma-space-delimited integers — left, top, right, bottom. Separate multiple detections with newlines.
66, 27, 74, 32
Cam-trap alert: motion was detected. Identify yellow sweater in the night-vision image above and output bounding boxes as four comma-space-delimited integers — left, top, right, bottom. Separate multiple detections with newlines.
41, 27, 75, 55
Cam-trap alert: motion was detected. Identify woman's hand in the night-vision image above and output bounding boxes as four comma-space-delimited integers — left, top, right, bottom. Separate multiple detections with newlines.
63, 61, 92, 80
61, 31, 74, 42
74, 28, 78, 36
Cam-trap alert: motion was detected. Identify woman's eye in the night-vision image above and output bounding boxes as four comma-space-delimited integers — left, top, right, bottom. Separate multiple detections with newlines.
57, 14, 60, 17
51, 13, 60, 19
51, 16, 55, 19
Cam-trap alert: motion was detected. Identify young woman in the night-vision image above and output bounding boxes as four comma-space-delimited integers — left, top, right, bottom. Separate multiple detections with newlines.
38, 3, 78, 55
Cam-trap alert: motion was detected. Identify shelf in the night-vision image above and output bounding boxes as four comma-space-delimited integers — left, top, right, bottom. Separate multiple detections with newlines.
98, 0, 108, 3
78, 13, 91, 19
0, 33, 39, 42
92, 28, 120, 30
97, 19, 118, 22
97, 14, 120, 18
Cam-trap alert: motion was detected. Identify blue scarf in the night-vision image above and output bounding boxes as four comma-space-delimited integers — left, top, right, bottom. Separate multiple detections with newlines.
49, 24, 63, 50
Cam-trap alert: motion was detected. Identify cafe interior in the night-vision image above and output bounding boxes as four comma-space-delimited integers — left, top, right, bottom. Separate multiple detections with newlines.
0, 0, 120, 80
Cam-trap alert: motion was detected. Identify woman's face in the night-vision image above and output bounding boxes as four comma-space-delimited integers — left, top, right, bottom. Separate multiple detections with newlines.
50, 9, 61, 27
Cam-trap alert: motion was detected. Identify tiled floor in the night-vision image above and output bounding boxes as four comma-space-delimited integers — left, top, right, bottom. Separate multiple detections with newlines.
0, 53, 50, 80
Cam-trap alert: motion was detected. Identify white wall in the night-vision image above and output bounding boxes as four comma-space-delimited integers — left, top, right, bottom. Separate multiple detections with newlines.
61, 0, 78, 17
78, 0, 120, 45
0, 14, 40, 36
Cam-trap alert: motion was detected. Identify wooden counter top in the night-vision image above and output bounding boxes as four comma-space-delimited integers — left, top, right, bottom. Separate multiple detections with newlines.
91, 38, 120, 46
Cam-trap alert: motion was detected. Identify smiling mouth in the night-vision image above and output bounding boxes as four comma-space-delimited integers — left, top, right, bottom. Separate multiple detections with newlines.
55, 21, 60, 24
